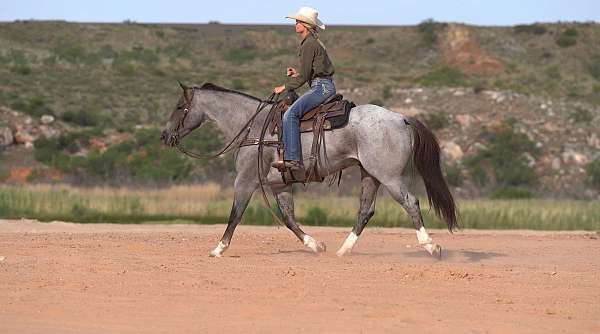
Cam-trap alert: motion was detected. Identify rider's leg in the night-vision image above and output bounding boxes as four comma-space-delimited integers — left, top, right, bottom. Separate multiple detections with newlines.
281, 79, 336, 162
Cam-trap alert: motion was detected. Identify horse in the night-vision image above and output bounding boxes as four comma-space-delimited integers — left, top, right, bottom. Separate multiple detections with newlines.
161, 82, 457, 258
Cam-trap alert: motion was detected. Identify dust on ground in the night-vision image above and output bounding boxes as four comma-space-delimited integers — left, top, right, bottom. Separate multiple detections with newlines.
0, 219, 599, 333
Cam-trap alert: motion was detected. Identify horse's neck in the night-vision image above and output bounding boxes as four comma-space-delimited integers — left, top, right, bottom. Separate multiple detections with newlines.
194, 90, 265, 140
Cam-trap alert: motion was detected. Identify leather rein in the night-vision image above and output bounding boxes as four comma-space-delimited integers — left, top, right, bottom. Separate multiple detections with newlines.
173, 87, 280, 159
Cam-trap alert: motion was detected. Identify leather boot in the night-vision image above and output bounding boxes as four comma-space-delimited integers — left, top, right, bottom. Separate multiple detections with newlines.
271, 160, 304, 171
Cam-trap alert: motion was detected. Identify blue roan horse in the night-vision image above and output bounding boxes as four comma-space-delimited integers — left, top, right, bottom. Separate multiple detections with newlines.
162, 83, 457, 258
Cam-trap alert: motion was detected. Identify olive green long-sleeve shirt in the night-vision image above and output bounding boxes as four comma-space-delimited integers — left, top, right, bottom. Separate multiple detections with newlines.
285, 34, 335, 91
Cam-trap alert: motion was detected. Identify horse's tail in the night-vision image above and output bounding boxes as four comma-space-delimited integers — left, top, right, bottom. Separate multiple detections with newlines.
406, 117, 458, 231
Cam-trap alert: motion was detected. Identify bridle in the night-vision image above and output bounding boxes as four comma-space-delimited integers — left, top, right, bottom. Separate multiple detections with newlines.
169, 86, 285, 225
171, 87, 279, 159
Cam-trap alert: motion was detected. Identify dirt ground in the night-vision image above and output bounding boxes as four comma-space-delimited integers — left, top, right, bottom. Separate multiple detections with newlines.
0, 220, 599, 333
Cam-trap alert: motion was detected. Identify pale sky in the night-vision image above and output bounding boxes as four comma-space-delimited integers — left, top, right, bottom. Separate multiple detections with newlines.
1, 0, 598, 26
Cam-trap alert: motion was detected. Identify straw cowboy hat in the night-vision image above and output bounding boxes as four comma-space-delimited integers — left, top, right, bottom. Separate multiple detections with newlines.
286, 6, 326, 30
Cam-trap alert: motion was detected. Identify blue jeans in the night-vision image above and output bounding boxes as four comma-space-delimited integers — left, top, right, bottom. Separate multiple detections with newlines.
282, 78, 336, 161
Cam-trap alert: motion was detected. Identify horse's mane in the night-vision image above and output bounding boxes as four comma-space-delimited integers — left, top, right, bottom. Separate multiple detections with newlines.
197, 82, 262, 102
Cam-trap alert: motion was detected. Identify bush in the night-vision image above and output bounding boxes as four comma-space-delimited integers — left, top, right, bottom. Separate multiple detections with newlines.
11, 97, 55, 118
62, 109, 102, 127
225, 47, 256, 64
555, 29, 578, 48
382, 85, 392, 100
490, 187, 535, 199
513, 24, 547, 35
417, 19, 446, 47
304, 207, 328, 226
563, 27, 579, 37
464, 121, 540, 188
444, 163, 463, 187
368, 99, 384, 107
588, 55, 600, 80
231, 79, 246, 90
569, 107, 593, 123
420, 67, 466, 87
11, 65, 31, 75
244, 205, 282, 225
423, 111, 449, 130
53, 40, 86, 63
585, 159, 600, 189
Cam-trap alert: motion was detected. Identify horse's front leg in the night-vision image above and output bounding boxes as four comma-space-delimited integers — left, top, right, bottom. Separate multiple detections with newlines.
209, 172, 258, 257
272, 184, 326, 253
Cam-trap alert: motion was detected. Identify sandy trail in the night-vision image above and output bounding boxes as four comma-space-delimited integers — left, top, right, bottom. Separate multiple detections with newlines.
0, 219, 599, 333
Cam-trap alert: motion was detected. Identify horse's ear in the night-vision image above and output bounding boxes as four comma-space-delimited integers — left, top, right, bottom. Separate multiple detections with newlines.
178, 80, 188, 91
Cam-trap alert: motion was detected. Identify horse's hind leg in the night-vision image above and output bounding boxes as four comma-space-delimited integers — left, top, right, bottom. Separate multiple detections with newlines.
272, 184, 326, 253
385, 180, 442, 259
336, 169, 380, 256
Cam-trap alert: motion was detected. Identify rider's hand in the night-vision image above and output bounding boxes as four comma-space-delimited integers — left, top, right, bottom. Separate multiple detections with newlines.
273, 85, 286, 94
286, 67, 298, 77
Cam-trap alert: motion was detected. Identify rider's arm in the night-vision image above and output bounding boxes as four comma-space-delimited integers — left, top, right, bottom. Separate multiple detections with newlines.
284, 38, 317, 91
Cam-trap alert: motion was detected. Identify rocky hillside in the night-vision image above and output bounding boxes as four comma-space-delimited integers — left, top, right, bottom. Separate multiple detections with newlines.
1, 20, 599, 198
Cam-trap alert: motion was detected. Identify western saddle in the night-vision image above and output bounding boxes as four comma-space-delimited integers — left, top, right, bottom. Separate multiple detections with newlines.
268, 91, 355, 184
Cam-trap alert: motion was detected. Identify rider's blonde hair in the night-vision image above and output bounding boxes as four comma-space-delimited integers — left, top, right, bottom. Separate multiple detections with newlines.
300, 22, 327, 50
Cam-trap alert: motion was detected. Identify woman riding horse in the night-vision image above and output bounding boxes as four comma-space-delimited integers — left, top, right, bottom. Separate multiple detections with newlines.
272, 7, 336, 172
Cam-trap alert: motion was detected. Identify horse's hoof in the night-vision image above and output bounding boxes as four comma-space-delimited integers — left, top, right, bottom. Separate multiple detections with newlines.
317, 241, 327, 253
209, 242, 228, 257
424, 243, 442, 259
209, 251, 222, 258
431, 244, 442, 260
303, 235, 326, 253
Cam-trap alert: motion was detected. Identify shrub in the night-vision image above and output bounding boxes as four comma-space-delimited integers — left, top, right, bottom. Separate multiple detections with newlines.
53, 40, 86, 63
555, 29, 578, 48
244, 205, 282, 225
112, 60, 136, 76
545, 65, 561, 80
304, 207, 328, 225
382, 85, 392, 100
225, 48, 256, 64
490, 187, 535, 199
423, 111, 449, 130
62, 109, 102, 127
513, 24, 547, 35
464, 121, 539, 188
585, 159, 600, 189
368, 99, 384, 107
231, 79, 246, 90
417, 19, 446, 47
587, 55, 600, 80
11, 65, 31, 75
12, 97, 55, 118
444, 163, 463, 187
563, 27, 579, 37
420, 67, 466, 87
569, 107, 593, 123
365, 37, 375, 44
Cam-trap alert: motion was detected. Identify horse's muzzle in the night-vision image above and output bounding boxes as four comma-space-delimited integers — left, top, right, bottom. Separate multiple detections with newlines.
160, 130, 178, 147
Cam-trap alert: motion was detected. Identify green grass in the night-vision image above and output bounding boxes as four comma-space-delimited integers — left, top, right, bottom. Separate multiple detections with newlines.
1, 185, 598, 231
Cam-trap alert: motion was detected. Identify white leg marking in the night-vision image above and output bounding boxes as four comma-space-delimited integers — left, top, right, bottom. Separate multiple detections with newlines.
303, 235, 318, 252
416, 226, 433, 244
209, 241, 228, 257
336, 232, 358, 257
416, 226, 441, 258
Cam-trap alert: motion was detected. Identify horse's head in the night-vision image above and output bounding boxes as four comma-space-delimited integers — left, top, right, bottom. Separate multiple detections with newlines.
161, 81, 207, 147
